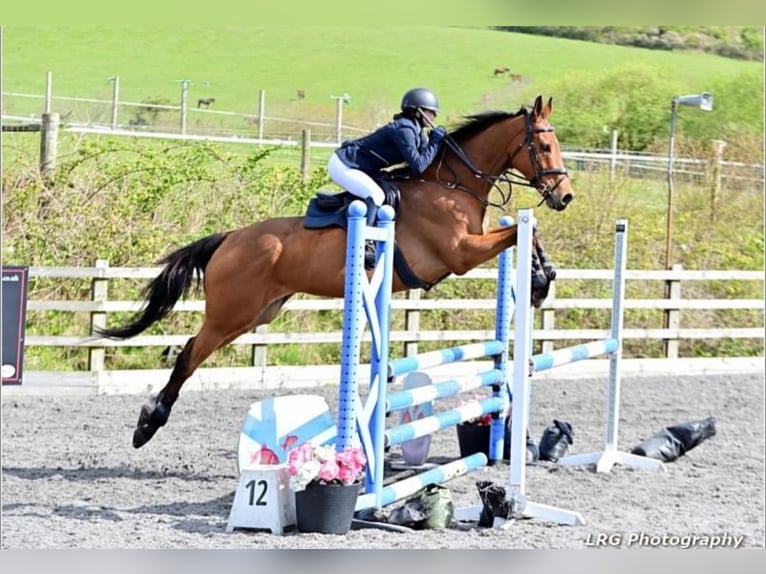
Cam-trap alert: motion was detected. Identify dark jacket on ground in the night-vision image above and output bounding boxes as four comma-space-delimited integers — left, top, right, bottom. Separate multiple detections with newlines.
335, 116, 443, 175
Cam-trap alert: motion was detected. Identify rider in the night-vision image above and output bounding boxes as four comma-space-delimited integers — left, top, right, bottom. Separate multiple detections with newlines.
327, 87, 448, 266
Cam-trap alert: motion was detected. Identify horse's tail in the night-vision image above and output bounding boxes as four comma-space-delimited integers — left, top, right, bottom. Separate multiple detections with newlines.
96, 232, 229, 340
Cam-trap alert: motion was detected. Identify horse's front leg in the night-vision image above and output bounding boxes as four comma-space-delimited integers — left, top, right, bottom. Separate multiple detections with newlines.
530, 230, 557, 308
447, 225, 556, 307
462, 224, 557, 308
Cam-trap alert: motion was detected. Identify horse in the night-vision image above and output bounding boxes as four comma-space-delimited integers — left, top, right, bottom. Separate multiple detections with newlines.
493, 66, 510, 76
98, 94, 574, 449
197, 97, 216, 109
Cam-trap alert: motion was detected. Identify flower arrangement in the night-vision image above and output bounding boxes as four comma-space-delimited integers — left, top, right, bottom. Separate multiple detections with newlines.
287, 442, 367, 492
464, 412, 494, 426
461, 393, 511, 426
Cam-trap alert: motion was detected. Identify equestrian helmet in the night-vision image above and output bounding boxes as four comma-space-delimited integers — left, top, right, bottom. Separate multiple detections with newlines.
401, 88, 440, 112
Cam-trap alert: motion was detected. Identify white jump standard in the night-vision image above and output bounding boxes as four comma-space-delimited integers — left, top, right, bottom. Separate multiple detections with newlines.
504, 211, 663, 527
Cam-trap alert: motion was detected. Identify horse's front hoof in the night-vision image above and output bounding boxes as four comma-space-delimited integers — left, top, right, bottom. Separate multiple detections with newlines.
133, 423, 159, 448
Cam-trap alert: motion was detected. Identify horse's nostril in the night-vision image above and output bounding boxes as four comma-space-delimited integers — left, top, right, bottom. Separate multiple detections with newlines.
561, 193, 573, 205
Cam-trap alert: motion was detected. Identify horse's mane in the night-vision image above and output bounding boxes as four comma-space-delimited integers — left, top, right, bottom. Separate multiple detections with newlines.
384, 106, 527, 180
447, 106, 526, 143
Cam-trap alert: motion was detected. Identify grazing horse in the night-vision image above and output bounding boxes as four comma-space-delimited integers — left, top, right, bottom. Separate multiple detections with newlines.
197, 97, 216, 109
99, 95, 573, 449
494, 66, 510, 76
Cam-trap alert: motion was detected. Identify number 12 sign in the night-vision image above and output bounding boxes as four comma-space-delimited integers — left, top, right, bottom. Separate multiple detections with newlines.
225, 464, 296, 535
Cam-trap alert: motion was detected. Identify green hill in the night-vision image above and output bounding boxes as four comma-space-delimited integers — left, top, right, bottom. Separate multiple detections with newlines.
3, 26, 762, 142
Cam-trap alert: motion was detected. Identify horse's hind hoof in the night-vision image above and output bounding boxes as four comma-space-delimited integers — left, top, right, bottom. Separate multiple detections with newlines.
133, 424, 159, 448
132, 396, 171, 448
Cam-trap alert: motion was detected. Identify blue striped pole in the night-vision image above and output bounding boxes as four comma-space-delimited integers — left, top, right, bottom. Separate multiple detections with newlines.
386, 397, 506, 446
386, 369, 504, 411
531, 339, 619, 372
356, 453, 488, 510
388, 340, 505, 379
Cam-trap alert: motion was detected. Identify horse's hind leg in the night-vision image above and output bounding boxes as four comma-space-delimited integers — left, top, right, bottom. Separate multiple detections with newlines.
132, 295, 292, 448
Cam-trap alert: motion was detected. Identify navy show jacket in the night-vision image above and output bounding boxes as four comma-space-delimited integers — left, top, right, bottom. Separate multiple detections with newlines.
334, 116, 443, 175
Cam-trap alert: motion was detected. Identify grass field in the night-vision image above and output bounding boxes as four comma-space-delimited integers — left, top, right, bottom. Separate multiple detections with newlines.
3, 26, 761, 129
2, 26, 763, 365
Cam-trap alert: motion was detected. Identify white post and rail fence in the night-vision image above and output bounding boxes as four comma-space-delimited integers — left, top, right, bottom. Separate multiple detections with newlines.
3, 76, 764, 186
2, 262, 762, 394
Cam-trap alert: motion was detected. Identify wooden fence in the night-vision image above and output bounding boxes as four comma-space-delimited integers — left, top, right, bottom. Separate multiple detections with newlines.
22, 262, 764, 373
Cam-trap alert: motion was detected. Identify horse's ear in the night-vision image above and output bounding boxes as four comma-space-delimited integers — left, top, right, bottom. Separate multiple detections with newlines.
544, 97, 554, 118
533, 95, 543, 117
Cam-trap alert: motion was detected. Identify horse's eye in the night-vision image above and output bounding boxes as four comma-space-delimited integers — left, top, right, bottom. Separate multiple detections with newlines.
541, 143, 552, 153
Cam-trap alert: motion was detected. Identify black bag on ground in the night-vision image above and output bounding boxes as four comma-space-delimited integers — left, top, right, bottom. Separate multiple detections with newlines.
476, 480, 527, 527
361, 483, 454, 530
538, 419, 574, 462
631, 416, 717, 463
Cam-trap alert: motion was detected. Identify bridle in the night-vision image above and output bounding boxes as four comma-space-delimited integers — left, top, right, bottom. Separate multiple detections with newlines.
429, 108, 569, 211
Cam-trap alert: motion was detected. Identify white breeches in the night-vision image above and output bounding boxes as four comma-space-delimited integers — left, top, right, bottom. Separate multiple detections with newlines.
327, 152, 385, 206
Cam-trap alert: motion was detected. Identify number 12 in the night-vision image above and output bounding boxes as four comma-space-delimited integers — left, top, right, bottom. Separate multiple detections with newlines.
245, 479, 268, 506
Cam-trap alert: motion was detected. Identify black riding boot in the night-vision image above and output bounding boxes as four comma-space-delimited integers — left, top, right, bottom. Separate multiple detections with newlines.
364, 198, 380, 270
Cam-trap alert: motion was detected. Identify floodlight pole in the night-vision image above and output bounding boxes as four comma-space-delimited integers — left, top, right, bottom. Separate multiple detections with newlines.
665, 99, 679, 271
664, 92, 713, 270
663, 92, 713, 359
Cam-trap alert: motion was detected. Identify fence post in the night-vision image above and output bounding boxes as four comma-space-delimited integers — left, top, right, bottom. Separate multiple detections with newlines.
300, 129, 311, 182
257, 89, 266, 143
541, 280, 556, 354
662, 263, 682, 359
610, 129, 619, 183
89, 259, 109, 371
39, 112, 60, 176
709, 139, 727, 223
404, 290, 420, 357
44, 71, 53, 114
179, 79, 190, 136
251, 325, 268, 367
109, 75, 120, 130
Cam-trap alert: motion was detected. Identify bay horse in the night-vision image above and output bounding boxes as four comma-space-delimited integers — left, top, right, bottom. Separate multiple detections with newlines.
99, 95, 573, 449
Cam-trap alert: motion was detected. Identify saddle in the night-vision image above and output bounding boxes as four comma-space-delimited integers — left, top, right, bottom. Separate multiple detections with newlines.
302, 177, 439, 290
303, 177, 401, 229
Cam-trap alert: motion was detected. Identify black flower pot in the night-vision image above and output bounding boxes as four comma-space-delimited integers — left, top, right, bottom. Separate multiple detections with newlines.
456, 422, 518, 462
456, 423, 491, 458
294, 481, 360, 535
